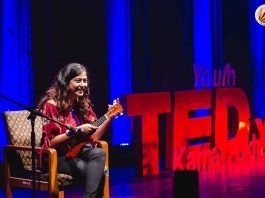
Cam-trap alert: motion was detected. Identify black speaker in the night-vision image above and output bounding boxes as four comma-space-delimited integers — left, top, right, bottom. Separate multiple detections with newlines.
173, 170, 199, 198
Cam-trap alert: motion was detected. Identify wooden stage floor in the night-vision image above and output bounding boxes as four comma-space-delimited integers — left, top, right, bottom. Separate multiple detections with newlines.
1, 158, 265, 197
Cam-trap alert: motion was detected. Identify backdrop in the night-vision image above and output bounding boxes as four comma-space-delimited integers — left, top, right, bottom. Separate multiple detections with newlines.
0, 0, 264, 168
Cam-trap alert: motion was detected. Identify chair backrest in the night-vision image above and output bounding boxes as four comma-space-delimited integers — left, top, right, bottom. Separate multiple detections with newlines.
2, 110, 43, 171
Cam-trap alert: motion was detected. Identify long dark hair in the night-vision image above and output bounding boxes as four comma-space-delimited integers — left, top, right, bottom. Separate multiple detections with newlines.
38, 62, 92, 119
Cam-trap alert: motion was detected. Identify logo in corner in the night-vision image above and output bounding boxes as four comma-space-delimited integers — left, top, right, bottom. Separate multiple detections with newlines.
255, 4, 265, 26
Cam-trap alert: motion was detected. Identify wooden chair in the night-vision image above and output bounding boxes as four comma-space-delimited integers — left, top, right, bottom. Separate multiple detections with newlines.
2, 110, 109, 198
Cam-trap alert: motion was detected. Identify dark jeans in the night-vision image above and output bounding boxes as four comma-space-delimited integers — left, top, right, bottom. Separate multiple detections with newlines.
57, 147, 106, 198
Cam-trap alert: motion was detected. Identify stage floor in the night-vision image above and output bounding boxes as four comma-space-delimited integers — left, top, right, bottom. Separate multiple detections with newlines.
1, 158, 265, 197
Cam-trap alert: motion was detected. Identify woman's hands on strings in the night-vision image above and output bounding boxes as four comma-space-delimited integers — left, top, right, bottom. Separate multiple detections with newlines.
76, 123, 98, 134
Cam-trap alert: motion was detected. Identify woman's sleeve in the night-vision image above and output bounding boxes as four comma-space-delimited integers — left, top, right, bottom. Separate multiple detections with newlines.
42, 104, 62, 145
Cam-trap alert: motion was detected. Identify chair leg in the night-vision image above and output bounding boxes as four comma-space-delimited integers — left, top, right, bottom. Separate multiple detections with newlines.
49, 190, 64, 198
4, 185, 12, 198
104, 167, 109, 198
59, 191, 64, 198
4, 148, 12, 198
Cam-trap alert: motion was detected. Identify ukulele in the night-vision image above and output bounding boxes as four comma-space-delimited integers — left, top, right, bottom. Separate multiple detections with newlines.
65, 98, 123, 158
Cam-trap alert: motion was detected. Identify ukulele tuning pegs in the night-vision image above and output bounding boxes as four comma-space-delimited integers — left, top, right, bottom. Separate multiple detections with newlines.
108, 104, 113, 110
113, 98, 120, 104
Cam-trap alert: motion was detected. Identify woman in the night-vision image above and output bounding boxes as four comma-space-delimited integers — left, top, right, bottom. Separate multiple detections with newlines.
38, 62, 112, 198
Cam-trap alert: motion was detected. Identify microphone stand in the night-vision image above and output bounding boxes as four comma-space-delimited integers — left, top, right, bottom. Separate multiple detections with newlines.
0, 94, 74, 198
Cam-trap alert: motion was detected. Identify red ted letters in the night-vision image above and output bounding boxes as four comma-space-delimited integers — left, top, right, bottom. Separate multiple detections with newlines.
125, 88, 251, 176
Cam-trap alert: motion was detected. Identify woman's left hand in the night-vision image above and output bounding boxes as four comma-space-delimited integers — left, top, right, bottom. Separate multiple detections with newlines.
77, 123, 98, 134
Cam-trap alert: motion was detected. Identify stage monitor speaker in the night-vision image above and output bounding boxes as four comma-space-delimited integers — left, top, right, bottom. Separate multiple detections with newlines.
173, 170, 199, 198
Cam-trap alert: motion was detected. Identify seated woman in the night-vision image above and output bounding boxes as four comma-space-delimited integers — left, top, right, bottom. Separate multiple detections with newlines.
38, 62, 113, 198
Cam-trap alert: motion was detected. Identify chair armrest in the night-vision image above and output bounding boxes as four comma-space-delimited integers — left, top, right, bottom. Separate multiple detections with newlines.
4, 145, 58, 172
4, 144, 59, 194
96, 140, 108, 150
4, 145, 57, 159
95, 140, 109, 198
4, 145, 42, 151
95, 141, 109, 167
4, 145, 56, 153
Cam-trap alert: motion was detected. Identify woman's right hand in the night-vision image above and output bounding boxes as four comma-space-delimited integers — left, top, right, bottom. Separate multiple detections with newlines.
76, 123, 98, 134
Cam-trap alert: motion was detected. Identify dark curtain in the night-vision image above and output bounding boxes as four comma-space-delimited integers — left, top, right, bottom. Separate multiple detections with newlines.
131, 0, 194, 93
31, 0, 110, 119
131, 0, 250, 95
